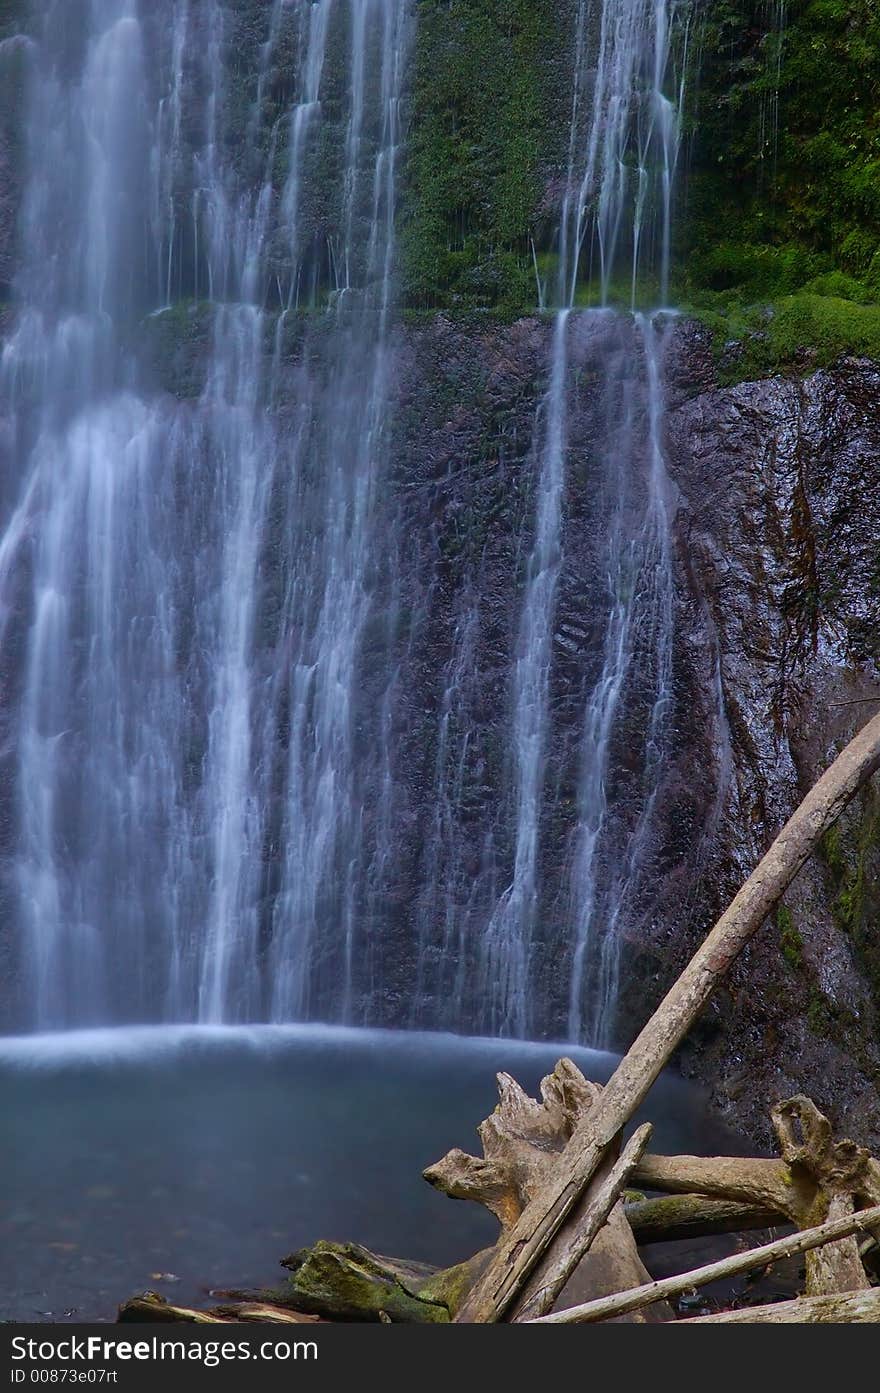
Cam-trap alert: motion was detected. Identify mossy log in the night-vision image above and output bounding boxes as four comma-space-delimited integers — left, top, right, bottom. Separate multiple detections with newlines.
118, 1246, 493, 1325
118, 1292, 321, 1324
274, 1241, 490, 1323
624, 1193, 782, 1243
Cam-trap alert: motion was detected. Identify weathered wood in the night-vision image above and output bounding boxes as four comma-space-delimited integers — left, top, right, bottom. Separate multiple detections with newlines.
510, 1124, 653, 1321
426, 1061, 666, 1320
528, 1201, 880, 1324
424, 1058, 602, 1229
625, 1193, 782, 1244
770, 1094, 878, 1294
118, 1293, 321, 1324
634, 1100, 880, 1286
556, 1198, 672, 1321
803, 1193, 870, 1296
679, 1288, 880, 1324
633, 1154, 795, 1213
455, 711, 880, 1322
276, 1241, 478, 1322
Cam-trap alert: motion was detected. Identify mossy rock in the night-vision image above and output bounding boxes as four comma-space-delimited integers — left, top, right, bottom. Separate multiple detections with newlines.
275, 1240, 490, 1323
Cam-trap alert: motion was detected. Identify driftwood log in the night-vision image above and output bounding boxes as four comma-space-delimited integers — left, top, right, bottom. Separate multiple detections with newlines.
424, 1060, 668, 1320
624, 1194, 781, 1243
275, 1241, 488, 1322
634, 1096, 880, 1295
118, 1293, 321, 1324
528, 1201, 880, 1324
679, 1289, 880, 1323
118, 1245, 493, 1325
455, 710, 880, 1322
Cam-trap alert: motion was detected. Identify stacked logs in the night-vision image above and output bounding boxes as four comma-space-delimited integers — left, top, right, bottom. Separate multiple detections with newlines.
426, 1061, 880, 1323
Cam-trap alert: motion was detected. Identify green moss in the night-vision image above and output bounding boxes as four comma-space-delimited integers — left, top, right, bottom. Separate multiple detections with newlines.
805, 986, 880, 1083
777, 904, 804, 970
820, 823, 847, 877
688, 292, 880, 385
816, 800, 880, 1020
401, 0, 573, 314
806, 987, 830, 1036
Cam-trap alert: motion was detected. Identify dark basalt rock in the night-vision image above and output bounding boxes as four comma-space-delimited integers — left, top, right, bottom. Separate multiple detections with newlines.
384, 313, 880, 1148
663, 335, 880, 1150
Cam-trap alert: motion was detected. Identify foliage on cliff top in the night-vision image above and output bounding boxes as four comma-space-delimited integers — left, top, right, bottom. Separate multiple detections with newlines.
678, 1, 880, 373
684, 0, 880, 301
691, 286, 880, 383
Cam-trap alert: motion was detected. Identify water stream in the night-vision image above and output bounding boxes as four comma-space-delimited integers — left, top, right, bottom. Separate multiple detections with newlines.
0, 0, 409, 1030
482, 0, 687, 1043
0, 1, 690, 1049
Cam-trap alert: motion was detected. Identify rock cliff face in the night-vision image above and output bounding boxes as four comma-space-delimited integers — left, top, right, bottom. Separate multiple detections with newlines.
664, 328, 880, 1149
389, 314, 880, 1147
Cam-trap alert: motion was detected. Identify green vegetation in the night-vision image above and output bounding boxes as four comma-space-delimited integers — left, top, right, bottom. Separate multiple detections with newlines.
399, 0, 880, 357
682, 0, 880, 373
691, 288, 880, 384
776, 904, 804, 970
401, 0, 572, 314
817, 798, 880, 1019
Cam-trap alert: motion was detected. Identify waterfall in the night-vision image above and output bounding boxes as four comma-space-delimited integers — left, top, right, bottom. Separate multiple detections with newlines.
0, 0, 409, 1031
480, 0, 687, 1042
1, 0, 689, 1045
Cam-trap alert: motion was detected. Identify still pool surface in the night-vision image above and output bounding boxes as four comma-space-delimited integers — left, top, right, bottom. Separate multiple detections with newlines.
1, 1025, 745, 1321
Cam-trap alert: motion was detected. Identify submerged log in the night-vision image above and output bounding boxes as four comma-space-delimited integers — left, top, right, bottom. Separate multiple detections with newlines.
455, 710, 880, 1321
678, 1289, 880, 1324
118, 1292, 320, 1324
528, 1201, 880, 1324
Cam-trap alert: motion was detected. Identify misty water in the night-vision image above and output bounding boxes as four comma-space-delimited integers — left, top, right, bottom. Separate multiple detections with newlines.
0, 1026, 749, 1323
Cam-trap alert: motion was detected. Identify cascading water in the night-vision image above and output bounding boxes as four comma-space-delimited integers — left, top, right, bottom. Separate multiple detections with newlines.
0, 0, 690, 1047
478, 0, 688, 1043
0, 0, 409, 1031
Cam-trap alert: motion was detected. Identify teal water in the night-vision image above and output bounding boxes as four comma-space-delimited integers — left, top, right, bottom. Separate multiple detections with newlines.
0, 1024, 743, 1322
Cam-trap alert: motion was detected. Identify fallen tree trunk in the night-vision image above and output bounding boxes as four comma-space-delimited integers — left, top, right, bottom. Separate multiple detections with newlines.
455, 710, 880, 1322
632, 1155, 795, 1213
678, 1288, 880, 1323
624, 1193, 783, 1244
118, 1294, 321, 1324
528, 1201, 880, 1324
